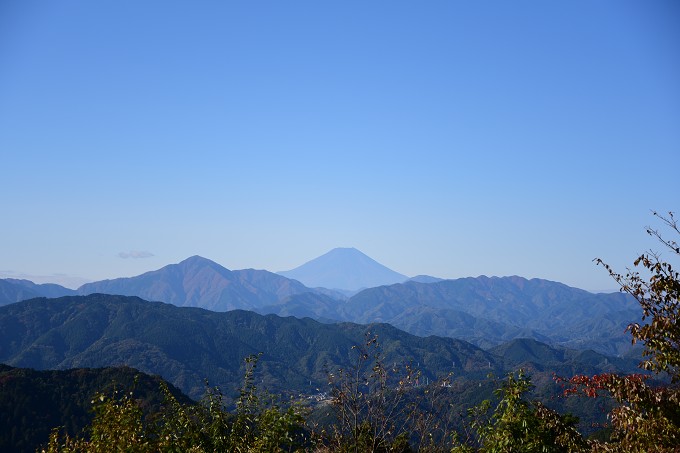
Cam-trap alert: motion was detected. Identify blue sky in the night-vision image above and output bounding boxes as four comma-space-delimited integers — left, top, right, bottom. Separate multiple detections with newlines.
1, 1, 678, 290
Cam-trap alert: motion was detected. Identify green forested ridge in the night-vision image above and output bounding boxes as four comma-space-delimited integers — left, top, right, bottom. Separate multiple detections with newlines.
259, 276, 640, 356
0, 294, 507, 400
0, 293, 639, 403
489, 338, 639, 379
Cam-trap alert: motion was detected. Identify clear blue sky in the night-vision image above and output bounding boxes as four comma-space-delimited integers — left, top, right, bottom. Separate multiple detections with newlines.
1, 1, 678, 290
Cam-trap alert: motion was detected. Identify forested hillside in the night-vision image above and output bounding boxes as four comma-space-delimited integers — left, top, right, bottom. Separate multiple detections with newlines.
0, 365, 190, 453
0, 294, 505, 400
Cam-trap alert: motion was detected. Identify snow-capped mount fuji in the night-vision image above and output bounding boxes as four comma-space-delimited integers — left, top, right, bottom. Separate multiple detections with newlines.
277, 247, 409, 292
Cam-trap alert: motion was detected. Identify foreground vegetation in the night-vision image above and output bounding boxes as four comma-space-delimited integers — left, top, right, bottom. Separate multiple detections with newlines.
37, 212, 680, 451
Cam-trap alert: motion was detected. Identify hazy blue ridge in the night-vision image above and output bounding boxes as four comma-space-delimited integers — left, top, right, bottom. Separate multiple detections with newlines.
0, 279, 75, 306
260, 275, 639, 356
408, 275, 445, 284
336, 277, 640, 356
76, 255, 319, 311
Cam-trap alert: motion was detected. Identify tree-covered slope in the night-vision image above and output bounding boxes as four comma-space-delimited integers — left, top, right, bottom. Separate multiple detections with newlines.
0, 294, 501, 400
0, 294, 644, 449
0, 364, 190, 453
488, 337, 640, 379
259, 276, 639, 355
339, 276, 640, 355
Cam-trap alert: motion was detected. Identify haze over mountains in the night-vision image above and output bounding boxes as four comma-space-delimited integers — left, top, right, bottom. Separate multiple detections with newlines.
278, 247, 409, 292
0, 279, 75, 305
0, 248, 639, 355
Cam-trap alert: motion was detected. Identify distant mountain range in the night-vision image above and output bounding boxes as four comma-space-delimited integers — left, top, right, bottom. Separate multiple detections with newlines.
0, 250, 640, 355
408, 275, 445, 284
0, 255, 347, 310
261, 276, 639, 355
0, 279, 75, 305
0, 294, 639, 402
278, 247, 409, 292
76, 255, 321, 311
332, 276, 640, 355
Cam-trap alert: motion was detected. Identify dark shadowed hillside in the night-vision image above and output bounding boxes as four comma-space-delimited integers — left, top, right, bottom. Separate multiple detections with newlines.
0, 364, 190, 453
